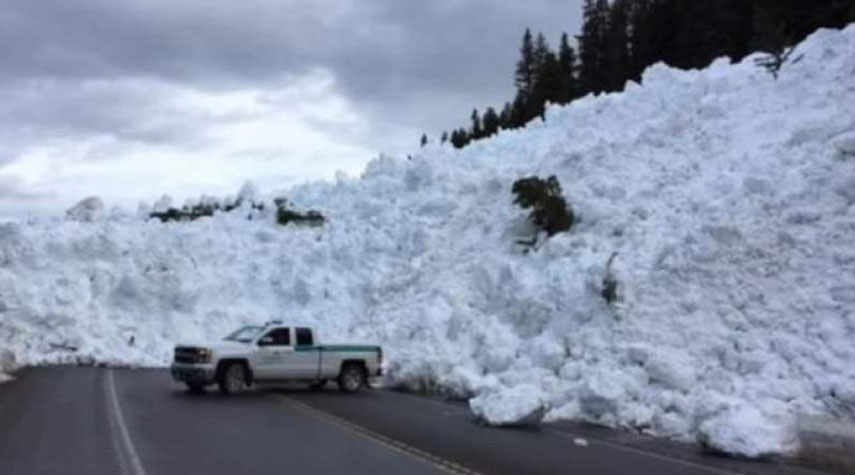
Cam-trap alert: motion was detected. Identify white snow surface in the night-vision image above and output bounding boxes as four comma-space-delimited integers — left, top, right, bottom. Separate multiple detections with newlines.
2, 27, 855, 456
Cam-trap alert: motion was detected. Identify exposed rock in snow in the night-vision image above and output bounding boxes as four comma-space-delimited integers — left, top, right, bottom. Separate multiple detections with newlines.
1, 26, 855, 457
65, 197, 105, 222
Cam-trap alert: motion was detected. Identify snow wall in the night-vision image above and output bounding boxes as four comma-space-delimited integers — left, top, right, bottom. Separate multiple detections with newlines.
2, 26, 855, 456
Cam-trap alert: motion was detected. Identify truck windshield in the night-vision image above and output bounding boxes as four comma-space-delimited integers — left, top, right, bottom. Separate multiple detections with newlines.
223, 325, 264, 343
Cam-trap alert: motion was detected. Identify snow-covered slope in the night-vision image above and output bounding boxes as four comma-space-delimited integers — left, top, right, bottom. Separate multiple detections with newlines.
2, 26, 855, 456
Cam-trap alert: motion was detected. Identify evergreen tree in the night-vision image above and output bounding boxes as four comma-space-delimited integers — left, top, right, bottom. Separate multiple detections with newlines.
510, 93, 528, 129
531, 50, 562, 118
450, 130, 462, 149
557, 33, 579, 103
482, 107, 500, 137
420, 133, 428, 147
604, 0, 631, 91
577, 0, 610, 94
440, 131, 448, 144
499, 102, 513, 129
450, 128, 470, 149
627, 0, 657, 81
533, 32, 552, 72
470, 109, 483, 139
514, 29, 537, 99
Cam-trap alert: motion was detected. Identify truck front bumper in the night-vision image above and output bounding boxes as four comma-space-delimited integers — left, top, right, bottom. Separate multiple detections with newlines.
170, 363, 216, 385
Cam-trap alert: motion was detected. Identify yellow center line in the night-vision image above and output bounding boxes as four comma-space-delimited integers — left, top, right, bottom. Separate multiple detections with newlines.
275, 395, 487, 475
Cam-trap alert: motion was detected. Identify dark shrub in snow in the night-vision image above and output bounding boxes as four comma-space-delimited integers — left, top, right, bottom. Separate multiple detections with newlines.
512, 175, 573, 236
149, 197, 266, 222
275, 198, 325, 226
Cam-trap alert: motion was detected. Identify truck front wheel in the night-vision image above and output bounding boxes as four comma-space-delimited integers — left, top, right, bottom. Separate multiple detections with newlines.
337, 364, 366, 393
218, 362, 247, 395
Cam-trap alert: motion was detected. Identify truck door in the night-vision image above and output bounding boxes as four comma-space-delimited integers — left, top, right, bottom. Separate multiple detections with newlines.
292, 327, 321, 379
253, 327, 299, 380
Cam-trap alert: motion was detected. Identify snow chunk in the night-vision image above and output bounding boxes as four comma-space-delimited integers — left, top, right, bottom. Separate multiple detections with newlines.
0, 350, 15, 384
470, 384, 547, 426
628, 345, 696, 391
237, 181, 260, 203
833, 131, 855, 157
65, 197, 105, 222
697, 404, 797, 457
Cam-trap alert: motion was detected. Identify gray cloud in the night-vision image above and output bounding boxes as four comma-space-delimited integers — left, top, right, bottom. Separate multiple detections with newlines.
0, 175, 53, 200
0, 0, 582, 214
1, 1, 580, 122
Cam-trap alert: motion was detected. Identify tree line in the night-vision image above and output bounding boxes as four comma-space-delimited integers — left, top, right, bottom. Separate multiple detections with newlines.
423, 0, 854, 149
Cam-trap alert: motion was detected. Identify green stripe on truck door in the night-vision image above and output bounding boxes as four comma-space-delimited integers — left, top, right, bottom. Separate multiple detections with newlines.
294, 345, 379, 352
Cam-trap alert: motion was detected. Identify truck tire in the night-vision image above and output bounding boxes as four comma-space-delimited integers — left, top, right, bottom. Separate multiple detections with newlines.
337, 364, 365, 393
218, 362, 247, 395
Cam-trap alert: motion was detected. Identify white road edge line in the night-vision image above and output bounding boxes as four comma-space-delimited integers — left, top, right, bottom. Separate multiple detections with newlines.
106, 369, 148, 475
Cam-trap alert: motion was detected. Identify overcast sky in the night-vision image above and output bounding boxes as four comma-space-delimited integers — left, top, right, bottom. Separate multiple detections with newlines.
0, 0, 582, 217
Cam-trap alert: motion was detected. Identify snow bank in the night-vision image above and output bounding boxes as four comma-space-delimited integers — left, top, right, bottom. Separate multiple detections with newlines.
1, 26, 854, 456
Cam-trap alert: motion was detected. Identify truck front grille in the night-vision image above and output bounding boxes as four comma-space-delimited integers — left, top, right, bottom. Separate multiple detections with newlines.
174, 346, 203, 364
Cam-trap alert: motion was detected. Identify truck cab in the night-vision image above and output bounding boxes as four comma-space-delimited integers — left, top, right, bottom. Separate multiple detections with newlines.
170, 322, 383, 395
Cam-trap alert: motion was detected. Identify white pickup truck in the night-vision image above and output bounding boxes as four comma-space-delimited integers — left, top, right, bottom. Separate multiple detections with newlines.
169, 322, 383, 394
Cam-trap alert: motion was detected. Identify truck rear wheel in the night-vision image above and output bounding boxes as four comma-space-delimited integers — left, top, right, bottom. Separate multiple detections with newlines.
218, 362, 247, 395
337, 364, 365, 393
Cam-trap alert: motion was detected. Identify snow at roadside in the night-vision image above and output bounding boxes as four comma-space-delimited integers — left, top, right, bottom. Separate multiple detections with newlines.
2, 26, 855, 456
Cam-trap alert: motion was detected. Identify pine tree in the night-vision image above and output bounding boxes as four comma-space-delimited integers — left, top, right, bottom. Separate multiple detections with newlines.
604, 0, 631, 91
514, 29, 537, 100
577, 0, 610, 94
450, 128, 470, 149
420, 133, 428, 147
499, 102, 513, 129
450, 130, 462, 149
510, 93, 528, 129
531, 50, 562, 118
627, 0, 656, 82
470, 109, 483, 140
440, 131, 448, 144
533, 33, 552, 73
482, 107, 500, 137
525, 34, 559, 119
557, 33, 579, 104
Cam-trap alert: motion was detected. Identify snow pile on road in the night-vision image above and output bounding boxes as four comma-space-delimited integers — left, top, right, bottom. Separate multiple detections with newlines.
2, 26, 855, 456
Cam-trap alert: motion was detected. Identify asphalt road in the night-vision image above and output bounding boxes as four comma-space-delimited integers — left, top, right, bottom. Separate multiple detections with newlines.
0, 367, 829, 475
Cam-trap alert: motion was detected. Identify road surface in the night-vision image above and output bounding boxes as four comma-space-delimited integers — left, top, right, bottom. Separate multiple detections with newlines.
0, 367, 829, 475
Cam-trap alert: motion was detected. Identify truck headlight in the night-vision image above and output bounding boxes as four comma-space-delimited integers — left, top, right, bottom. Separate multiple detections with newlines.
197, 348, 212, 363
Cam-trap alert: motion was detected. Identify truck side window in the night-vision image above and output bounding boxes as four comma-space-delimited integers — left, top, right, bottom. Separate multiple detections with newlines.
259, 328, 290, 346
295, 328, 313, 347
